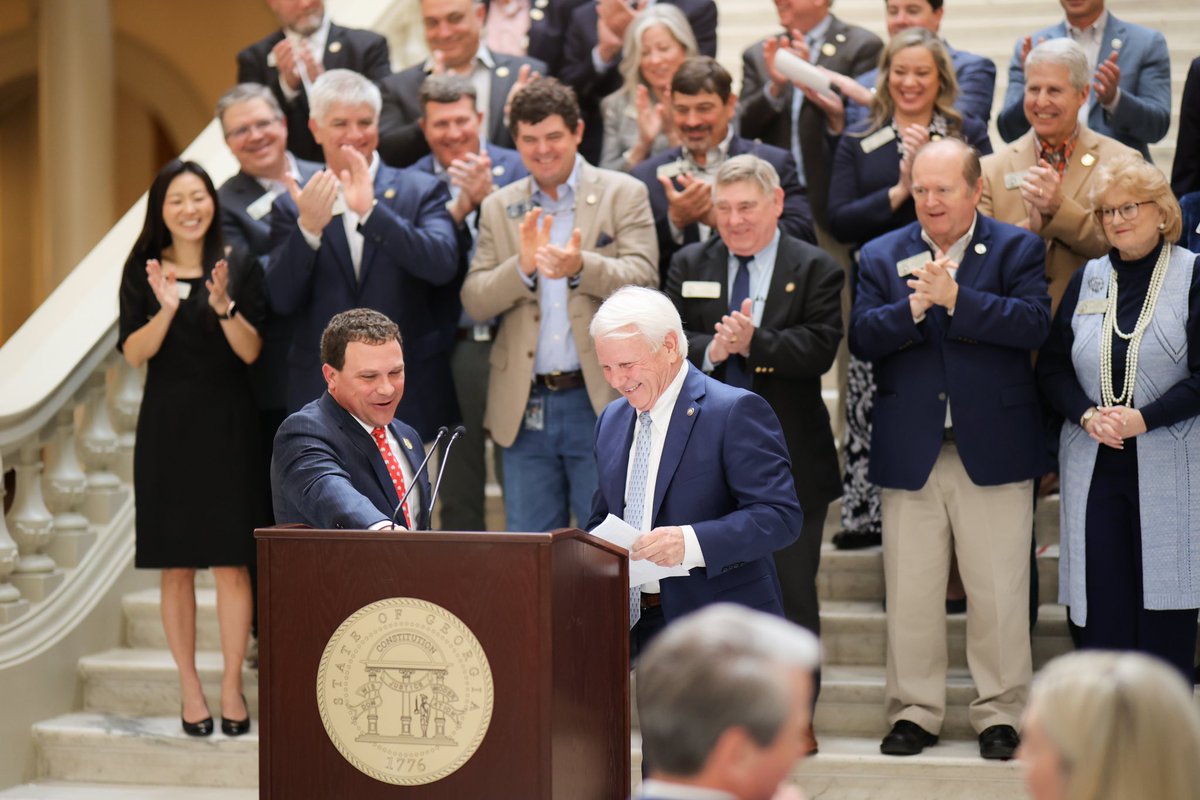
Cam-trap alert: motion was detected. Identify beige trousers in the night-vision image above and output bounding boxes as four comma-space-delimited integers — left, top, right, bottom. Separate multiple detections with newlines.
881, 442, 1033, 734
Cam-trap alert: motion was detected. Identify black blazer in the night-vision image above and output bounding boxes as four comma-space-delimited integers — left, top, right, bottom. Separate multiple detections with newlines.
1172, 57, 1200, 199
236, 24, 391, 162
631, 136, 817, 284
737, 16, 883, 229
377, 51, 547, 168
664, 233, 844, 512
523, 0, 591, 77
558, 0, 718, 164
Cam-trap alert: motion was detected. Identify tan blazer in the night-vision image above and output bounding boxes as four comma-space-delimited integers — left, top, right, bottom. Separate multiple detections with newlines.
461, 162, 659, 447
980, 126, 1139, 312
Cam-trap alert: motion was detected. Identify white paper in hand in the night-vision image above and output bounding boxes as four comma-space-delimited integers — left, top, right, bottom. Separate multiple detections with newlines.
589, 514, 692, 588
775, 48, 832, 94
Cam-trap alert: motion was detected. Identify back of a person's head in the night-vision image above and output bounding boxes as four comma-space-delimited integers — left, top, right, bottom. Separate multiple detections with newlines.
1029, 651, 1200, 800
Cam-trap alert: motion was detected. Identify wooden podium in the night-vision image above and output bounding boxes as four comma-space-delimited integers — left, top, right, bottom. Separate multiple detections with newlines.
255, 527, 630, 799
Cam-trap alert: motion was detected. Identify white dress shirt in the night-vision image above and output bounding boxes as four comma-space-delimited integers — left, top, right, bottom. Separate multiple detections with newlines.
298, 151, 382, 280
918, 212, 978, 427
624, 361, 705, 593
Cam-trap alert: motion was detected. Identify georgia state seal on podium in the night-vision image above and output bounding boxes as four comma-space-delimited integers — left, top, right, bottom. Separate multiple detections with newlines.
316, 597, 495, 785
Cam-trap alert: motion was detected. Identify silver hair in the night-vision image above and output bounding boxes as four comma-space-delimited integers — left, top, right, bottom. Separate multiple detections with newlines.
215, 83, 283, 127
637, 604, 821, 776
308, 68, 382, 122
1025, 38, 1091, 93
619, 4, 700, 97
589, 286, 689, 359
714, 154, 781, 195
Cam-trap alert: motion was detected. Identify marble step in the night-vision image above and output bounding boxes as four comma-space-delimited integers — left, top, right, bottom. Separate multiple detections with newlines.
817, 543, 1061, 604
0, 782, 256, 799
32, 714, 257, 788
820, 601, 1074, 670
817, 666, 982, 740
79, 649, 258, 718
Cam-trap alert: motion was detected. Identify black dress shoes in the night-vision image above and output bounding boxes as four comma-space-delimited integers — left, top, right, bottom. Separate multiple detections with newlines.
221, 693, 251, 737
978, 724, 1020, 760
880, 720, 938, 756
181, 707, 213, 737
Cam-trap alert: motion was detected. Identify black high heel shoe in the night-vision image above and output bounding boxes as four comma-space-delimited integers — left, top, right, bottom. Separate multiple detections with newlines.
181, 704, 214, 737
221, 693, 251, 736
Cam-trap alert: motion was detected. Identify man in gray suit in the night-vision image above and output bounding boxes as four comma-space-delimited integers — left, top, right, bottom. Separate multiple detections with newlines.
737, 0, 882, 233
378, 0, 547, 167
635, 604, 819, 799
996, 0, 1171, 160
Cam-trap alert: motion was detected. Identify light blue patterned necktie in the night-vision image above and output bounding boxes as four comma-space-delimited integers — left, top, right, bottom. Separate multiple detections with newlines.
625, 412, 653, 629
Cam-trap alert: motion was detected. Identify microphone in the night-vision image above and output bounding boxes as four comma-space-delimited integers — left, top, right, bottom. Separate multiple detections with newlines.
427, 425, 467, 530
391, 425, 448, 529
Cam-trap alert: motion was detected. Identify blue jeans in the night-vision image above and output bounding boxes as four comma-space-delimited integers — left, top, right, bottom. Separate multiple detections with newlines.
502, 384, 598, 532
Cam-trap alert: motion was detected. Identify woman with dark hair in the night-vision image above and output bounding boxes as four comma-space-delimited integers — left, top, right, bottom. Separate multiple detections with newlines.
826, 28, 991, 551
118, 160, 265, 737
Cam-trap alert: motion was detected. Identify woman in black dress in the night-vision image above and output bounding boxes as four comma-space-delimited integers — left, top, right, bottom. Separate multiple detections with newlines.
118, 160, 265, 737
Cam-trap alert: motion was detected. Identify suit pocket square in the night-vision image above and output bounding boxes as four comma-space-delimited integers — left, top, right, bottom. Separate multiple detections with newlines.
595, 232, 614, 248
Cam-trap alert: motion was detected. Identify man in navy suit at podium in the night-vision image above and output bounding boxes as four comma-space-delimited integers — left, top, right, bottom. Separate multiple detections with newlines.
272, 309, 433, 531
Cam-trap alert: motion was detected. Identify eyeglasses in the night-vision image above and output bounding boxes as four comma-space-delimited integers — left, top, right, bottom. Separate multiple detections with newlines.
1095, 201, 1156, 222
224, 119, 278, 141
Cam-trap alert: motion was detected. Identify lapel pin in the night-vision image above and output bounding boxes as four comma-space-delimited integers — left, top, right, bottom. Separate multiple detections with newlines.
585, 193, 597, 205
493, 164, 505, 176
835, 33, 847, 43
530, 8, 545, 20
785, 281, 795, 293
974, 243, 987, 255
1111, 38, 1122, 50
821, 43, 837, 57
1080, 152, 1096, 167
686, 407, 695, 416
496, 66, 510, 78
402, 437, 413, 450
384, 188, 396, 199
535, 0, 549, 7
328, 41, 342, 54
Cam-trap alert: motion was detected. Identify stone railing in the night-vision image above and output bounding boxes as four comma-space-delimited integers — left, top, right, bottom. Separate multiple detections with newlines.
0, 0, 417, 672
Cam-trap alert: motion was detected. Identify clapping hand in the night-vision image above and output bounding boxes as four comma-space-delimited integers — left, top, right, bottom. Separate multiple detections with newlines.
660, 172, 714, 230
713, 297, 755, 358
146, 259, 180, 314
908, 256, 959, 311
286, 169, 338, 234
448, 151, 496, 213
1093, 51, 1120, 107
1020, 159, 1063, 218
338, 146, 375, 216
205, 259, 233, 316
535, 228, 583, 281
519, 208, 552, 276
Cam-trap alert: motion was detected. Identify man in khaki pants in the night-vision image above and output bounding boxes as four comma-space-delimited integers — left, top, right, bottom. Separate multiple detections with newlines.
849, 138, 1050, 761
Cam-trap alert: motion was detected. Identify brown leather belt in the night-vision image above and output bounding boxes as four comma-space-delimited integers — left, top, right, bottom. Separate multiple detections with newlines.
535, 370, 584, 391
640, 593, 662, 610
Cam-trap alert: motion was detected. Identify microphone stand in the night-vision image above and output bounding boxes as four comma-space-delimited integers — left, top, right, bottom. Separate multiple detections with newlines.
391, 425, 448, 529
426, 425, 466, 530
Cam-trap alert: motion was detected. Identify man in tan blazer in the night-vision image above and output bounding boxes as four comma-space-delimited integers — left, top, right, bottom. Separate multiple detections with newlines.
461, 78, 658, 532
981, 39, 1138, 313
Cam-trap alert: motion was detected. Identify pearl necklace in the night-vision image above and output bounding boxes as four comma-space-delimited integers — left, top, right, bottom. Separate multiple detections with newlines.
1099, 243, 1171, 407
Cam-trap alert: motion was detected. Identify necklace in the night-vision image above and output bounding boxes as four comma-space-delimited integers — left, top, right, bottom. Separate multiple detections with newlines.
1099, 243, 1171, 407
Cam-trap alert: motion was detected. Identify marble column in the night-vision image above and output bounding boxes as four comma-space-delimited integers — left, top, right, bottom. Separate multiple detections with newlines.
37, 0, 115, 288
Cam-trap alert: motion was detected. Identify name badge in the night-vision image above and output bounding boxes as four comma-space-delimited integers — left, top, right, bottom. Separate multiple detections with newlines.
896, 251, 932, 278
681, 280, 722, 299
1003, 170, 1028, 190
1076, 298, 1108, 315
506, 200, 532, 219
247, 191, 275, 220
860, 126, 896, 154
176, 281, 192, 300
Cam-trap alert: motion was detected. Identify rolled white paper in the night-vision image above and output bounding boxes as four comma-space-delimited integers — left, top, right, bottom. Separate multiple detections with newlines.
775, 48, 832, 94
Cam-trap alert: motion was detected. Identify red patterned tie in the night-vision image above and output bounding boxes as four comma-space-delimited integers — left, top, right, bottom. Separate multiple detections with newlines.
371, 426, 411, 528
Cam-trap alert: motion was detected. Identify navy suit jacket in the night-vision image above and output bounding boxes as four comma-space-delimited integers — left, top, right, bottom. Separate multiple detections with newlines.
236, 24, 391, 163
848, 215, 1050, 490
265, 160, 459, 440
1172, 57, 1200, 199
587, 363, 803, 622
411, 143, 528, 357
377, 51, 547, 168
524, 0, 591, 77
271, 392, 433, 529
847, 44, 997, 128
996, 15, 1171, 159
827, 117, 992, 249
559, 0, 717, 163
631, 136, 816, 284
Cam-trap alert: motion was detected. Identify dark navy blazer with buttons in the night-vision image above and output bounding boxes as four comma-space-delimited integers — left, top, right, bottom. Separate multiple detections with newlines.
848, 214, 1050, 490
